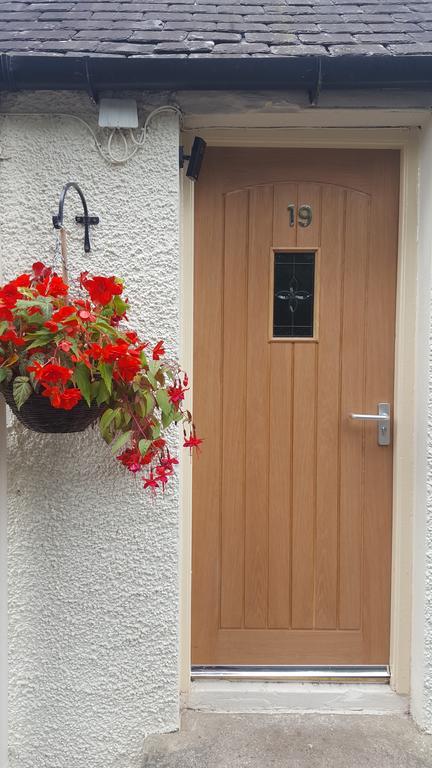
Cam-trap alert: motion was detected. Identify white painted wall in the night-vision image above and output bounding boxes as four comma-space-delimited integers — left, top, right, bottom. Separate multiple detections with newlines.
411, 115, 432, 732
0, 91, 181, 768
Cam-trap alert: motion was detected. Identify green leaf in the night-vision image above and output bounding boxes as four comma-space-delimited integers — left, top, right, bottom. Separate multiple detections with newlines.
93, 320, 117, 338
100, 407, 116, 434
111, 429, 132, 454
162, 410, 175, 429
90, 380, 100, 399
113, 295, 128, 316
0, 321, 8, 336
151, 422, 161, 440
96, 379, 110, 406
0, 367, 9, 384
149, 360, 161, 377
145, 391, 155, 415
12, 376, 32, 410
138, 438, 151, 457
99, 362, 113, 394
26, 335, 53, 350
74, 362, 91, 406
155, 388, 171, 416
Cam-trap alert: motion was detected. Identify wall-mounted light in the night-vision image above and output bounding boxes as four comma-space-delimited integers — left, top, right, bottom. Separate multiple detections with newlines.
179, 137, 207, 181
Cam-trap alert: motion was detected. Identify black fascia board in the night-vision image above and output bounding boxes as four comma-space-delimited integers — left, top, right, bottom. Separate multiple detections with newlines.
1, 52, 432, 93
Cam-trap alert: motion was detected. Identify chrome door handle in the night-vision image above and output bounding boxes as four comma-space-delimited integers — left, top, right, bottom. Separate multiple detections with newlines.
350, 403, 391, 446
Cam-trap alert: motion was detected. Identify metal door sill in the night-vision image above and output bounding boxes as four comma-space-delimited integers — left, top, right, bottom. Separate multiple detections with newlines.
191, 665, 390, 683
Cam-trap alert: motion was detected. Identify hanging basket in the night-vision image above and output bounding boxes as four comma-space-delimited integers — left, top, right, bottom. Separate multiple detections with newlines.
1, 379, 102, 434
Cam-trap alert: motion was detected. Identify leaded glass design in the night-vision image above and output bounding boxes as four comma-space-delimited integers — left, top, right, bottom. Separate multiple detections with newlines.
273, 251, 315, 338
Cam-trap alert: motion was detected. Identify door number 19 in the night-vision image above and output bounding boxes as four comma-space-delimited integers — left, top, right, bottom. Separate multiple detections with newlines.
287, 204, 313, 228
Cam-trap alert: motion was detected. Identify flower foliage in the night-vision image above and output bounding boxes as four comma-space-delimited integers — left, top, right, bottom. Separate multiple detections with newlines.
0, 263, 200, 492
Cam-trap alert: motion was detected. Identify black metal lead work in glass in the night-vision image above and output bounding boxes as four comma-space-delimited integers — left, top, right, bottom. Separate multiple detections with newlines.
273, 251, 315, 338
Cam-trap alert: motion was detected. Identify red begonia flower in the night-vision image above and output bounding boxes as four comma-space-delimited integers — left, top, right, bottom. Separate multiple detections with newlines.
32, 262, 51, 281
28, 361, 72, 385
81, 274, 123, 305
116, 353, 141, 382
58, 388, 82, 410
0, 306, 13, 321
36, 275, 68, 298
0, 329, 25, 346
51, 306, 77, 323
43, 320, 59, 333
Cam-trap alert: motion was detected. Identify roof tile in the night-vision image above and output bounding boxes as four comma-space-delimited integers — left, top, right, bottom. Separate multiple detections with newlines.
0, 0, 431, 58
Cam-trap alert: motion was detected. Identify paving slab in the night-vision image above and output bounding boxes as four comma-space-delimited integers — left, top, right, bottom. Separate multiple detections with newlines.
142, 711, 432, 767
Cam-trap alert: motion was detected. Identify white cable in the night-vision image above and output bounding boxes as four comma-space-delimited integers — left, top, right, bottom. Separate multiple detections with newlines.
0, 104, 183, 165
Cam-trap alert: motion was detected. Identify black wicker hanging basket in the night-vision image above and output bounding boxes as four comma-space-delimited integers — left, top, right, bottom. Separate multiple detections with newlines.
1, 380, 102, 434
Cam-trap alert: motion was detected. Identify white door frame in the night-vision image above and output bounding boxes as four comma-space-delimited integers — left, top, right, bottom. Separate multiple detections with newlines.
179, 123, 420, 698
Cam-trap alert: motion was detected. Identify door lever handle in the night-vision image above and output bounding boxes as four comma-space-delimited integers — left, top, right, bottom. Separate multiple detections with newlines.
349, 403, 391, 446
350, 413, 390, 421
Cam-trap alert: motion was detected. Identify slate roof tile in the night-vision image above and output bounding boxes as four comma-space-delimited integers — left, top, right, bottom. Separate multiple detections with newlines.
1, 0, 432, 57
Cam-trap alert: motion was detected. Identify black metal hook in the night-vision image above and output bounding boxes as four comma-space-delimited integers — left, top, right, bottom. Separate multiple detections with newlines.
52, 182, 99, 253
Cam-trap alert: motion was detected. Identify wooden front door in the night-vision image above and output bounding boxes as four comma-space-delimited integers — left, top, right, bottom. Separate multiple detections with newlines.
192, 148, 399, 665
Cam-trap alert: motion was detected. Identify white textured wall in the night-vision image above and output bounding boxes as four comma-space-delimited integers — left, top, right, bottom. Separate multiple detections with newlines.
411, 115, 432, 732
0, 92, 181, 768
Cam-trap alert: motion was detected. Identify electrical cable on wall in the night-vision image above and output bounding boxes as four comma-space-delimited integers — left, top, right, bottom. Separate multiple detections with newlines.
0, 104, 183, 165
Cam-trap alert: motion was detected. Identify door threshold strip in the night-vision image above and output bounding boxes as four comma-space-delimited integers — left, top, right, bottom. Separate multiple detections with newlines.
191, 665, 390, 683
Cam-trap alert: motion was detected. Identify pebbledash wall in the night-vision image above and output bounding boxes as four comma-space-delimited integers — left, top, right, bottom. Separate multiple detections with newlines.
0, 91, 182, 768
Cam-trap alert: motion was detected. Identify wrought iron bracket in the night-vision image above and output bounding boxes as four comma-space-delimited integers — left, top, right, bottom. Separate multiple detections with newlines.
52, 182, 99, 253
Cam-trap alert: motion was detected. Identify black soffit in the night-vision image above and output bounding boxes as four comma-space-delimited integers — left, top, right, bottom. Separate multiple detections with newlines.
1, 53, 432, 94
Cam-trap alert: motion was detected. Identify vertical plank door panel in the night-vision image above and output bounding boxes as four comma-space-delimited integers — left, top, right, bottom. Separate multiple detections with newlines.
192, 149, 399, 665
244, 186, 273, 628
220, 190, 249, 628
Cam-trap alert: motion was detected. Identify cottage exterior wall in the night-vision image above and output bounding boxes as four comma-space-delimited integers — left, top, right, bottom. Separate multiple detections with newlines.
0, 91, 181, 768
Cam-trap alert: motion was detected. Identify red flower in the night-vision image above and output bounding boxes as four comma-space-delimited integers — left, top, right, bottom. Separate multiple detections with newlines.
0, 329, 25, 346
58, 340, 73, 353
116, 353, 141, 382
51, 306, 77, 323
0, 284, 20, 308
143, 471, 160, 491
183, 427, 203, 453
43, 320, 59, 333
12, 274, 31, 289
100, 340, 129, 364
41, 385, 82, 410
152, 340, 165, 360
160, 455, 179, 472
58, 388, 82, 410
155, 466, 170, 488
41, 384, 62, 408
32, 262, 51, 281
117, 448, 142, 473
168, 385, 185, 405
81, 274, 123, 305
36, 275, 68, 298
28, 362, 72, 385
125, 330, 138, 344
27, 306, 42, 316
88, 343, 103, 360
0, 305, 13, 321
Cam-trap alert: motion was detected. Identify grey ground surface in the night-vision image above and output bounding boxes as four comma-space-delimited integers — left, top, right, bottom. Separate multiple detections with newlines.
142, 711, 432, 767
